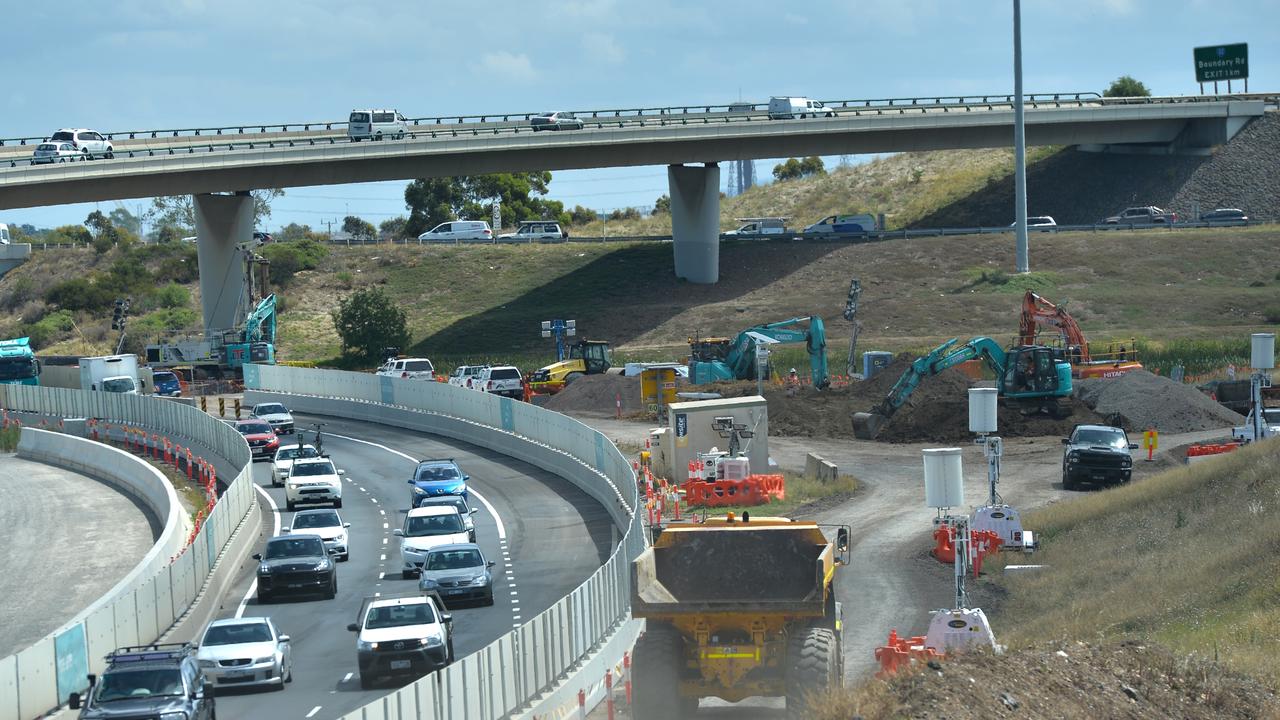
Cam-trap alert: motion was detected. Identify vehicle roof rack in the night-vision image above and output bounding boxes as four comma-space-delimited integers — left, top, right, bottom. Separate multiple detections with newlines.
105, 642, 195, 664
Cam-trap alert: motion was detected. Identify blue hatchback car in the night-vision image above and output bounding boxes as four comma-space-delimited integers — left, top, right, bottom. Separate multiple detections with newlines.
408, 459, 469, 506
152, 370, 182, 397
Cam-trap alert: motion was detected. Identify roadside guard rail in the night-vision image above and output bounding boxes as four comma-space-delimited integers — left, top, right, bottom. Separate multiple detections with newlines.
0, 386, 253, 720
242, 364, 645, 720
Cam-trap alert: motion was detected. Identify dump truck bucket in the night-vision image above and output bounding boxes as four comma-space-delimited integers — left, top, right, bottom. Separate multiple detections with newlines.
631, 522, 833, 617
851, 411, 886, 440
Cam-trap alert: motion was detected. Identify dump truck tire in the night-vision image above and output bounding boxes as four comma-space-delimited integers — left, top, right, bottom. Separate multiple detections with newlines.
632, 624, 686, 720
786, 626, 838, 719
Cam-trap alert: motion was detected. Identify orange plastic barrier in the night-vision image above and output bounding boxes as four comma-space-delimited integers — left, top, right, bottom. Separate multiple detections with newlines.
874, 629, 944, 677
681, 474, 785, 507
1186, 443, 1240, 458
931, 525, 1004, 575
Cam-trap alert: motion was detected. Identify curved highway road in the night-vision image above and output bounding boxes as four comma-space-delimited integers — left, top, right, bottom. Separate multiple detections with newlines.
206, 413, 615, 720
0, 454, 157, 657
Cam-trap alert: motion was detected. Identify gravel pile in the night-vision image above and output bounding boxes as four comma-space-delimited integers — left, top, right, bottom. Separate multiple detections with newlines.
1074, 370, 1243, 434
540, 373, 648, 414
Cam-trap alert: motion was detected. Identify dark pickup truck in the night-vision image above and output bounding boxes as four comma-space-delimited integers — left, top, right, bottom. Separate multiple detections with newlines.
1061, 424, 1138, 490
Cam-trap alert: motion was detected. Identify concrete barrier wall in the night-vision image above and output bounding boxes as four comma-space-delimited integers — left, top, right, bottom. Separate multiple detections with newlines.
244, 364, 644, 720
0, 387, 254, 720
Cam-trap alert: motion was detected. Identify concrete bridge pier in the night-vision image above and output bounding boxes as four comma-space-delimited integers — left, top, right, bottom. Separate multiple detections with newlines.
668, 163, 720, 284
194, 192, 252, 334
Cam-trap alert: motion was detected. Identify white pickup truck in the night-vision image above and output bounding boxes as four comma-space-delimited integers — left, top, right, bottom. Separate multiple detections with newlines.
1231, 407, 1280, 443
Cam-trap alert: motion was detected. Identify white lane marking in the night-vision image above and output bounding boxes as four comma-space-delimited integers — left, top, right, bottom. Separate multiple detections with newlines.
382, 537, 388, 545
382, 522, 389, 529
343, 672, 353, 682
510, 591, 519, 595
323, 431, 507, 539
370, 498, 378, 504
378, 572, 385, 580
379, 509, 385, 516
306, 707, 321, 718
358, 486, 366, 492
380, 553, 386, 561
236, 483, 282, 618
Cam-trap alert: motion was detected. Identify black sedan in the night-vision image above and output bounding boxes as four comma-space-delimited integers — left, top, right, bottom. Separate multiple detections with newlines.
253, 534, 337, 603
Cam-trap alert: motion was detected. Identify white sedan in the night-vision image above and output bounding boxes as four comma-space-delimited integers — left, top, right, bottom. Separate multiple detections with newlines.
252, 402, 295, 435
197, 616, 292, 689
271, 443, 320, 488
31, 142, 82, 164
285, 508, 351, 561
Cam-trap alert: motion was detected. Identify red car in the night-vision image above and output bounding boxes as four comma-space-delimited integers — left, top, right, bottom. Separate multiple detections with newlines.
236, 419, 280, 461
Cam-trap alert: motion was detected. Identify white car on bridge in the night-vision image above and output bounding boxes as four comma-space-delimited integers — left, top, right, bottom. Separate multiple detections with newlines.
48, 128, 114, 159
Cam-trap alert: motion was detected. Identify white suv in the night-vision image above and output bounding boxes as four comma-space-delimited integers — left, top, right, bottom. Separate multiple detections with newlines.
394, 505, 470, 578
447, 365, 488, 389
377, 357, 435, 380
285, 457, 345, 511
49, 128, 114, 159
475, 365, 523, 398
417, 221, 493, 243
498, 221, 567, 242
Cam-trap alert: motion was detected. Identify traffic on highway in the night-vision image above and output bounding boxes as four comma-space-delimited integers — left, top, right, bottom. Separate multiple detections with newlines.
193, 410, 613, 720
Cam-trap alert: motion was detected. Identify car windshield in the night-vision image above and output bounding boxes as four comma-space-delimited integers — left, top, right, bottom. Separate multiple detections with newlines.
154, 372, 177, 384
96, 668, 184, 701
293, 511, 339, 529
278, 446, 318, 461
1264, 409, 1280, 424
102, 378, 135, 393
255, 404, 288, 415
51, 131, 74, 141
405, 513, 464, 537
1073, 429, 1128, 448
425, 549, 483, 571
265, 537, 324, 559
203, 622, 272, 646
37, 143, 56, 151
365, 602, 436, 629
239, 422, 272, 434
0, 356, 38, 381
415, 465, 460, 482
291, 462, 336, 477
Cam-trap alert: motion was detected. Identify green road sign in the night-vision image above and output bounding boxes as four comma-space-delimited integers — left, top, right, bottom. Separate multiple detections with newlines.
1194, 43, 1248, 83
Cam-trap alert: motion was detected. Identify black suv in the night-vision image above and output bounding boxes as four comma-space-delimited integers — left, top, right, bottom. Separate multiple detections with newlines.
253, 534, 337, 603
69, 642, 215, 719
1061, 424, 1138, 490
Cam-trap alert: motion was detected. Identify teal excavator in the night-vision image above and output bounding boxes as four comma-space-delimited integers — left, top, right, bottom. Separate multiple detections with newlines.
688, 316, 829, 387
851, 337, 1072, 439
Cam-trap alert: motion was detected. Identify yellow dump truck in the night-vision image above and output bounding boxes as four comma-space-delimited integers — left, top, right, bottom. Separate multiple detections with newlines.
630, 515, 850, 719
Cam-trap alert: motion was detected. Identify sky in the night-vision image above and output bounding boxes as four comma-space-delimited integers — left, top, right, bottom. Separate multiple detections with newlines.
3, 0, 1277, 232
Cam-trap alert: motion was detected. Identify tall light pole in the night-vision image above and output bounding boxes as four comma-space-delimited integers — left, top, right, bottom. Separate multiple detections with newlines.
1013, 0, 1029, 273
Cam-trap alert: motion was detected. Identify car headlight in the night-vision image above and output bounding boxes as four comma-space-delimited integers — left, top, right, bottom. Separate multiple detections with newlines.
412, 486, 426, 494
198, 659, 217, 669
160, 712, 189, 720
315, 560, 330, 570
254, 655, 275, 664
357, 640, 374, 651
424, 635, 444, 648
258, 564, 271, 575
1067, 455, 1078, 464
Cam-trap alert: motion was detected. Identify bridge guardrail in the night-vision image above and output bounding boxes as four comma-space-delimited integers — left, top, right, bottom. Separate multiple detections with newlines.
0, 387, 254, 720
0, 90, 1111, 149
242, 364, 644, 720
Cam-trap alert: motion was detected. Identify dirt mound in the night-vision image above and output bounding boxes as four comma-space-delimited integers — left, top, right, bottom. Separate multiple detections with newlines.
702, 356, 1102, 443
845, 641, 1278, 720
541, 373, 647, 414
1074, 370, 1244, 434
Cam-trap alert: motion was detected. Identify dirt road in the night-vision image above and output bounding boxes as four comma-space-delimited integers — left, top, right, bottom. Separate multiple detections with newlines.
578, 412, 1227, 718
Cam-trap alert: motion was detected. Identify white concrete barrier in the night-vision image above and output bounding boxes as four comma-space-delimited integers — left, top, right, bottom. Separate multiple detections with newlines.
0, 387, 255, 720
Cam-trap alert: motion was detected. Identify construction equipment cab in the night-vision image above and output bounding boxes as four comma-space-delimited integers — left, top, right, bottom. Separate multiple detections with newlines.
528, 339, 612, 393
688, 316, 829, 388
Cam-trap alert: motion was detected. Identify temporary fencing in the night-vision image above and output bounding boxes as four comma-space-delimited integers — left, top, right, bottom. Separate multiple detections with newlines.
874, 629, 944, 677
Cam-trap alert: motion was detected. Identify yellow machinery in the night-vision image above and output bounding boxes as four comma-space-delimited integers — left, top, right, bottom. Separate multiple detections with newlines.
527, 339, 612, 394
630, 516, 849, 719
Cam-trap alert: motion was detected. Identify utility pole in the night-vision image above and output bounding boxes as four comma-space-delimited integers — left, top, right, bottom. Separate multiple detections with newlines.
1013, 0, 1030, 273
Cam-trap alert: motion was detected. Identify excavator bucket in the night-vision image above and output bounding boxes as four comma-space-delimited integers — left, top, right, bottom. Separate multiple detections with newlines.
851, 411, 887, 440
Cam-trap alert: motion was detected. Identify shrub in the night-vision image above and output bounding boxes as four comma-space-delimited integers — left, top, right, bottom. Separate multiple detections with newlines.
260, 239, 329, 286
151, 283, 190, 309
336, 271, 355, 289
23, 309, 75, 348
45, 278, 113, 311
331, 287, 408, 360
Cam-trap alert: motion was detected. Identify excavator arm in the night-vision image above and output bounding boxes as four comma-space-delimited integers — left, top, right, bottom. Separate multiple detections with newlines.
726, 316, 829, 388
852, 337, 1009, 439
1020, 291, 1090, 361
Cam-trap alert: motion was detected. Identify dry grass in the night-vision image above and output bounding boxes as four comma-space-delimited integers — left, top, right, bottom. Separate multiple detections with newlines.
989, 440, 1280, 682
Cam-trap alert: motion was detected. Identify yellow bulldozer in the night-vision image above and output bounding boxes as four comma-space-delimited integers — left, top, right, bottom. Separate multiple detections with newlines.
527, 339, 612, 394
630, 515, 850, 718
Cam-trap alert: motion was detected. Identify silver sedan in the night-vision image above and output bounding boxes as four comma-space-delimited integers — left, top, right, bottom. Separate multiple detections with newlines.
530, 111, 584, 131
196, 617, 293, 690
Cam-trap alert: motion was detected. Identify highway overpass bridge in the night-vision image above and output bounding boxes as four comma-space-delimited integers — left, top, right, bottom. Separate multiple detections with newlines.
0, 94, 1269, 316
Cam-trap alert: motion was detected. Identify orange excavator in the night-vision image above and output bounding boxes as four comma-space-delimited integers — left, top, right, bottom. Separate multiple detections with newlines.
1019, 291, 1143, 379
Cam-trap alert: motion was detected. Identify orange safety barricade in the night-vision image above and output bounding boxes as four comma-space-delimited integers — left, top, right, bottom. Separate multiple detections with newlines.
1186, 442, 1240, 458
874, 629, 944, 677
931, 525, 1003, 575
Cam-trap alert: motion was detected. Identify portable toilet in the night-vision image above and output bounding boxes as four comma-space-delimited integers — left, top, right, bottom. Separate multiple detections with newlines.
863, 351, 894, 379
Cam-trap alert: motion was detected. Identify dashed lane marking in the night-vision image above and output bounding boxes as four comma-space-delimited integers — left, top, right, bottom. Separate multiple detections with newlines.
306, 706, 321, 718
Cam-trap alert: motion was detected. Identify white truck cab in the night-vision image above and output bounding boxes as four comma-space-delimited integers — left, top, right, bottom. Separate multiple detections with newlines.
768, 96, 833, 120
1232, 407, 1280, 443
